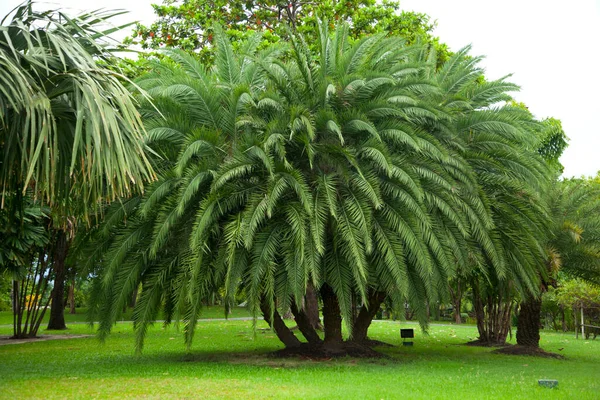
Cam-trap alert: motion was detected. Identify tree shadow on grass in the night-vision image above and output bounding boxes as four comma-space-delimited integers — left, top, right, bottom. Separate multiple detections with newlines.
493, 345, 564, 359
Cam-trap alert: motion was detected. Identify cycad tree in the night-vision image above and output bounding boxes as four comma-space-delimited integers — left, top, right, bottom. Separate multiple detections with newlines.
92, 23, 504, 356
88, 31, 282, 350
247, 24, 501, 351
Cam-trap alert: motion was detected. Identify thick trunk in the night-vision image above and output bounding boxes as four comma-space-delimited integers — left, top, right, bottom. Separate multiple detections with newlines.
351, 291, 386, 343
321, 284, 343, 344
261, 298, 301, 348
291, 301, 322, 344
516, 296, 542, 348
47, 230, 69, 330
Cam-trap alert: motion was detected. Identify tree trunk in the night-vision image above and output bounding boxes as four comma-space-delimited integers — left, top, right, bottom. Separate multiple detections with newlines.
68, 280, 76, 314
472, 280, 512, 345
47, 229, 69, 330
129, 286, 138, 309
12, 280, 19, 338
450, 279, 462, 324
473, 284, 488, 342
261, 298, 301, 348
321, 284, 343, 344
304, 282, 322, 330
291, 301, 322, 344
516, 295, 542, 348
351, 291, 386, 343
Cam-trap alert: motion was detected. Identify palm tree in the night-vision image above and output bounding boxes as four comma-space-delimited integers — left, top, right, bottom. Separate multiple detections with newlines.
251, 25, 504, 351
0, 3, 155, 331
91, 23, 502, 356
88, 29, 279, 350
428, 46, 551, 345
1, 2, 154, 207
516, 177, 600, 349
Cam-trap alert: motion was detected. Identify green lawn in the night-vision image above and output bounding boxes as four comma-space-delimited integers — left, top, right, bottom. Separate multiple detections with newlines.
1, 319, 598, 399
0, 306, 252, 326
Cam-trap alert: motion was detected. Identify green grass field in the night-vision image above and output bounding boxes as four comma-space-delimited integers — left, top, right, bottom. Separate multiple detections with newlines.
0, 306, 252, 326
1, 314, 598, 399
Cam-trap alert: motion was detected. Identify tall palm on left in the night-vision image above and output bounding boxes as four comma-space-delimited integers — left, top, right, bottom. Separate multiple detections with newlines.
1, 3, 154, 205
0, 2, 154, 332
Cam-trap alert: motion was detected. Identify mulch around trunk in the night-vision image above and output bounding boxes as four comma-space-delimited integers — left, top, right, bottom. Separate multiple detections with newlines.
465, 339, 511, 347
273, 341, 389, 359
361, 338, 395, 348
493, 344, 564, 359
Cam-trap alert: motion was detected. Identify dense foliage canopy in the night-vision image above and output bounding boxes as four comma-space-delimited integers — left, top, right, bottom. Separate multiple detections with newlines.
0, 3, 154, 214
128, 0, 448, 64
86, 21, 554, 352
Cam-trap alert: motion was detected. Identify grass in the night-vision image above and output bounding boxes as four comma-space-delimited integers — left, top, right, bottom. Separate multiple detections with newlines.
0, 306, 252, 326
1, 318, 599, 399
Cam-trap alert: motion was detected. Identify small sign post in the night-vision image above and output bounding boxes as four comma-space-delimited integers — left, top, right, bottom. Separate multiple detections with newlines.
401, 328, 414, 346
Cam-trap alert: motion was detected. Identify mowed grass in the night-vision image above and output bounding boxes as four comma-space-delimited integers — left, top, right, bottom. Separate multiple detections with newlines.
0, 306, 252, 326
1, 318, 599, 399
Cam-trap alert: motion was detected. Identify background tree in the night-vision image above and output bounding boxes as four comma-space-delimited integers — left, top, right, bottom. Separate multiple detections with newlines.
127, 0, 448, 64
514, 177, 600, 350
0, 194, 51, 338
429, 47, 552, 345
554, 278, 600, 338
0, 2, 155, 332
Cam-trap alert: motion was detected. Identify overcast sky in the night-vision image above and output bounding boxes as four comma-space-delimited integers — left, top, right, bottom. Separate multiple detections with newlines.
2, 0, 599, 178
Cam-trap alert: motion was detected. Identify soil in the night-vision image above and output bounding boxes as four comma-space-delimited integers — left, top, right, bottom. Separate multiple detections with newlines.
0, 334, 92, 346
360, 338, 395, 348
465, 339, 511, 347
272, 340, 391, 359
493, 344, 564, 359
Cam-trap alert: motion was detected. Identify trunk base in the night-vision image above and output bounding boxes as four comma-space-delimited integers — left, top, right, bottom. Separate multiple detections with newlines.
46, 325, 68, 331
516, 296, 542, 348
493, 344, 563, 359
272, 341, 387, 359
9, 334, 38, 340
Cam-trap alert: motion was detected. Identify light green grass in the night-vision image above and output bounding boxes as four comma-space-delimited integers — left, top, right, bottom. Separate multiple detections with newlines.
1, 319, 598, 399
0, 306, 252, 326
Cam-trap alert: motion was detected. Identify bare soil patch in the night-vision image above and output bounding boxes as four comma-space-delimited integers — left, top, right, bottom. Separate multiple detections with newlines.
273, 341, 390, 359
493, 344, 564, 359
465, 339, 510, 347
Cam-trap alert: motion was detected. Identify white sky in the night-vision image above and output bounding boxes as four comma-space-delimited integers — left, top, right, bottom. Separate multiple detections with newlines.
2, 0, 599, 177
